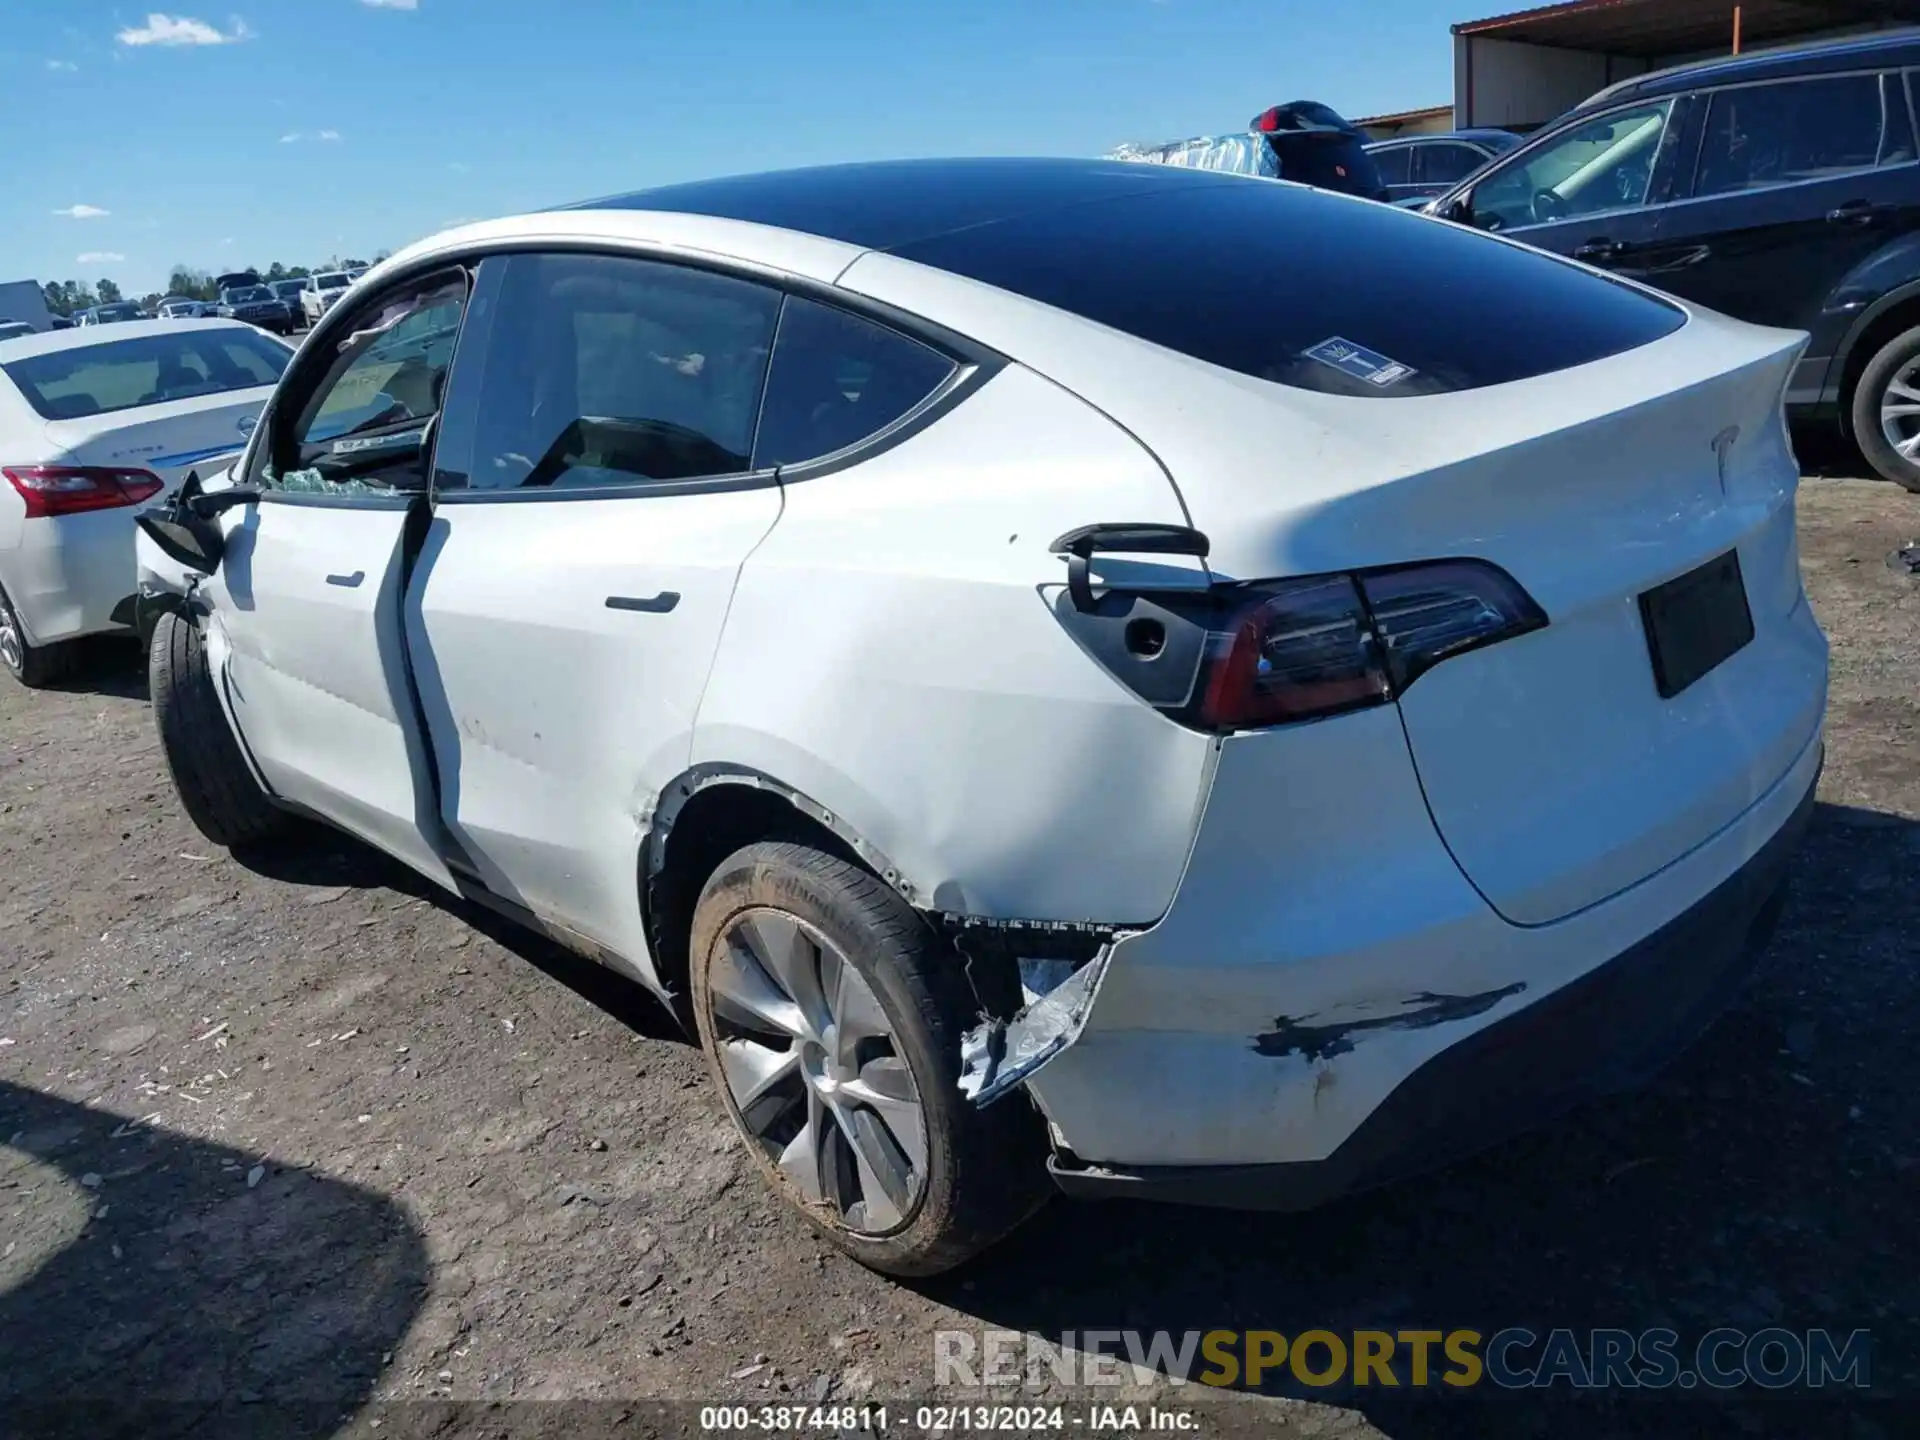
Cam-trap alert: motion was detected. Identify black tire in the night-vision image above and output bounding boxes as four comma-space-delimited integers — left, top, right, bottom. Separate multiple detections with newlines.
1850, 324, 1920, 494
0, 582, 70, 689
150, 608, 287, 847
689, 841, 1049, 1276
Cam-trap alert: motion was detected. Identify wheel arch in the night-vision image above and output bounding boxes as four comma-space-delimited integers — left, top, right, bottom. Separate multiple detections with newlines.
637, 763, 1116, 1026
1830, 278, 1920, 438
640, 766, 914, 1021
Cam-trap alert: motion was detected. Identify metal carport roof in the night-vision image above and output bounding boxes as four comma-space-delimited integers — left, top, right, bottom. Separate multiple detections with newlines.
1455, 0, 1920, 56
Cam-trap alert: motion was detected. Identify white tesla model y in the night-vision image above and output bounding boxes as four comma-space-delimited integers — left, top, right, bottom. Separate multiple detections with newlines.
134, 159, 1827, 1275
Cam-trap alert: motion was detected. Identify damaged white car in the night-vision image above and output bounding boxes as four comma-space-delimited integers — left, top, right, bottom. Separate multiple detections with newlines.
134, 158, 1827, 1276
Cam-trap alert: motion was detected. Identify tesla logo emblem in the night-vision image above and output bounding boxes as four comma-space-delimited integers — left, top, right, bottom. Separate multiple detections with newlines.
1711, 426, 1739, 496
237, 415, 257, 437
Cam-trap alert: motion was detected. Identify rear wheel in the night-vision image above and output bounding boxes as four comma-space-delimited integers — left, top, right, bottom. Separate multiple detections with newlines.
1851, 324, 1920, 493
689, 841, 1049, 1276
150, 608, 288, 847
0, 583, 69, 689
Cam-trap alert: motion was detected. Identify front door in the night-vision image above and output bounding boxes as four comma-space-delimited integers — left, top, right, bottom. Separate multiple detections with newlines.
208, 267, 470, 884
1631, 70, 1920, 330
1460, 97, 1690, 281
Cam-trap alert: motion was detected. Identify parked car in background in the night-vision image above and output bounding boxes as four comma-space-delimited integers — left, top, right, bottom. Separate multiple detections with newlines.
156, 297, 215, 319
1367, 128, 1520, 203
270, 278, 310, 324
0, 322, 35, 343
135, 158, 1821, 1275
0, 319, 293, 685
76, 302, 148, 327
1424, 30, 1920, 490
216, 285, 295, 336
1112, 100, 1387, 201
300, 270, 355, 326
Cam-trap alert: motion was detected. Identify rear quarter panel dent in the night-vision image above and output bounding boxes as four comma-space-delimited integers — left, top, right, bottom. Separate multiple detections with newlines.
692, 364, 1216, 924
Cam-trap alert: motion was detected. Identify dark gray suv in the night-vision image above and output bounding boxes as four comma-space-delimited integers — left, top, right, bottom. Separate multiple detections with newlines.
1426, 30, 1920, 491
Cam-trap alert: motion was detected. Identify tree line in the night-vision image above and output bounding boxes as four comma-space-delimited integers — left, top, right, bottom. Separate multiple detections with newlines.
40, 255, 384, 317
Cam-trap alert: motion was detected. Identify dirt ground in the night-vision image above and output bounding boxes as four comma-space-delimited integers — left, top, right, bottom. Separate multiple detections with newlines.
3, 463, 1917, 1440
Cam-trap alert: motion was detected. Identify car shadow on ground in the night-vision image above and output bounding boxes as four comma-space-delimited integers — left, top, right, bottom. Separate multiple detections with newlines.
39, 635, 147, 700
0, 1080, 430, 1439
230, 825, 688, 1045
922, 800, 1913, 1437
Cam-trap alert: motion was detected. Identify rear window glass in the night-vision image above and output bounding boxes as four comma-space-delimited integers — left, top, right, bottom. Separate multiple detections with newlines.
891, 180, 1685, 397
2, 329, 291, 420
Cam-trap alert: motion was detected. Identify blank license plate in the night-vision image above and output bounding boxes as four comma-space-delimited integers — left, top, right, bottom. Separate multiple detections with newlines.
1639, 550, 1754, 699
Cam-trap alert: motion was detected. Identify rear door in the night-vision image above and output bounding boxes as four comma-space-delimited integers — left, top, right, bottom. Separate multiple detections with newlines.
408, 255, 970, 972
1370, 143, 1418, 202
1633, 69, 1920, 329
405, 251, 789, 966
1414, 139, 1494, 199
205, 267, 470, 884
1459, 97, 1691, 278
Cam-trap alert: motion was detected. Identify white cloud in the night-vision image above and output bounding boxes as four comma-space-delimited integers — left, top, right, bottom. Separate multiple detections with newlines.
318, 129, 341, 141
77, 252, 127, 265
52, 204, 111, 219
46, 59, 78, 72
361, 0, 419, 9
116, 13, 252, 47
280, 132, 302, 143
220, 237, 235, 246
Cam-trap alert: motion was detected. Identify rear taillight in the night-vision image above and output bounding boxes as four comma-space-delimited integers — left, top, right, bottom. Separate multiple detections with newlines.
1194, 560, 1546, 730
3, 466, 164, 519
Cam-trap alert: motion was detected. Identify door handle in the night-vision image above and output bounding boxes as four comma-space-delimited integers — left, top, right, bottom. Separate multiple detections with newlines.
606, 592, 680, 614
1828, 200, 1885, 226
325, 570, 365, 588
1572, 238, 1625, 262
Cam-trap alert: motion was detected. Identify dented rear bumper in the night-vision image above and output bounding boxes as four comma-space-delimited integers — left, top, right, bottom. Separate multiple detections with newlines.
1048, 768, 1810, 1207
1010, 703, 1821, 1202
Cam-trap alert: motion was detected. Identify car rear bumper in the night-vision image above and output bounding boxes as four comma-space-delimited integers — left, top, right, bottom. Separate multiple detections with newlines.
1019, 671, 1823, 1187
1046, 756, 1813, 1208
1, 510, 145, 644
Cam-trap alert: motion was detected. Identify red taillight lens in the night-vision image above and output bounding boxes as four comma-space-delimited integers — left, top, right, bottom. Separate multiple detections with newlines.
1194, 560, 1546, 731
1198, 574, 1390, 728
3, 466, 165, 519
1359, 560, 1546, 693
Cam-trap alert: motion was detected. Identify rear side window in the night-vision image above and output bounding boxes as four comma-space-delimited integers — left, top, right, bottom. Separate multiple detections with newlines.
1694, 74, 1886, 196
753, 298, 957, 469
437, 253, 781, 491
891, 179, 1684, 398
2, 329, 292, 420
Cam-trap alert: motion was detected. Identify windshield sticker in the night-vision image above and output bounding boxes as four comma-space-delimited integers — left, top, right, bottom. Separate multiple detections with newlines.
1302, 336, 1417, 388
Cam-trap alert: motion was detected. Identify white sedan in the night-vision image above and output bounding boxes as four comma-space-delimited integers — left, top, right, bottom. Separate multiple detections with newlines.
299, 271, 355, 326
0, 319, 292, 685
134, 159, 1825, 1275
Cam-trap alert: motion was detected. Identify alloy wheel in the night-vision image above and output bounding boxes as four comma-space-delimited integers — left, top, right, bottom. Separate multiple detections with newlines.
0, 597, 22, 675
1879, 360, 1920, 462
706, 907, 929, 1234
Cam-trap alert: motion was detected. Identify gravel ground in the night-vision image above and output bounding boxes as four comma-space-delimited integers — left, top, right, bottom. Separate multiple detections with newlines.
2, 469, 1916, 1440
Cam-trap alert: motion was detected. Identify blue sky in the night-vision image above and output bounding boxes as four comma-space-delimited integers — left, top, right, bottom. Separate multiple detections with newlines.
4, 0, 1462, 297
